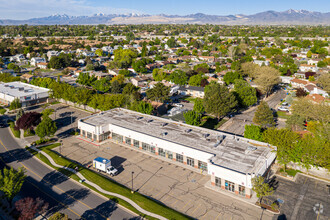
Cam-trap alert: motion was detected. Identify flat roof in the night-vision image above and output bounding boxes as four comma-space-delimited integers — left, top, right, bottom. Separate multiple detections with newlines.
0, 81, 49, 98
81, 108, 275, 174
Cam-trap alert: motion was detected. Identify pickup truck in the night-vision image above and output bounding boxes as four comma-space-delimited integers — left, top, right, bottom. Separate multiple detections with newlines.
93, 157, 118, 176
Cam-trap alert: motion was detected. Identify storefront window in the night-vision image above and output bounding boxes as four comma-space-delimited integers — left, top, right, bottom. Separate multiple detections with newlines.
133, 139, 140, 148
142, 143, 155, 153
187, 157, 194, 167
176, 154, 183, 163
158, 148, 166, 157
112, 132, 123, 142
215, 177, 221, 187
239, 185, 245, 196
99, 131, 110, 142
198, 161, 208, 171
225, 180, 235, 192
166, 150, 173, 159
87, 132, 92, 140
125, 137, 131, 145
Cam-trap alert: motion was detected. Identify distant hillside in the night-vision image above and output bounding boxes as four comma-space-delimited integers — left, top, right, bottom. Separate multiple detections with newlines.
0, 9, 329, 25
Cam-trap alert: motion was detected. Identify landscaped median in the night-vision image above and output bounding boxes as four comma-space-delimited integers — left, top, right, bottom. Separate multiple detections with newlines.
26, 143, 192, 220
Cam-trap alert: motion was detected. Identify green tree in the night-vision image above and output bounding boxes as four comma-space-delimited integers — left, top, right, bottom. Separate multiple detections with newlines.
166, 37, 177, 48
113, 48, 137, 68
95, 48, 104, 56
234, 79, 257, 107
92, 78, 111, 93
244, 124, 263, 141
306, 50, 312, 58
0, 167, 26, 206
16, 108, 24, 120
41, 108, 54, 117
223, 71, 242, 85
203, 82, 237, 120
317, 74, 330, 94
254, 66, 280, 97
111, 80, 121, 94
193, 98, 205, 114
169, 70, 188, 85
252, 176, 274, 204
76, 72, 96, 86
122, 83, 137, 95
125, 32, 135, 42
9, 98, 21, 110
253, 101, 275, 128
118, 69, 130, 76
35, 116, 57, 138
137, 101, 153, 115
188, 74, 203, 86
146, 83, 170, 102
262, 128, 301, 169
49, 212, 69, 220
152, 69, 167, 81
184, 110, 201, 126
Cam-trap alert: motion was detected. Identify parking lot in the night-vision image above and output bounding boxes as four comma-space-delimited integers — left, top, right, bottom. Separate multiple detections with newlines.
57, 135, 274, 220
271, 175, 329, 220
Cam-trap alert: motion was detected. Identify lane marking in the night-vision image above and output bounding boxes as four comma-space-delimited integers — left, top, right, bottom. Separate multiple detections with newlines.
0, 139, 108, 219
183, 199, 191, 209
191, 203, 201, 215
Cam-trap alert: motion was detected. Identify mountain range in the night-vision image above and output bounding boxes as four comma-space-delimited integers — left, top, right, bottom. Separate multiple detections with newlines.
0, 9, 329, 25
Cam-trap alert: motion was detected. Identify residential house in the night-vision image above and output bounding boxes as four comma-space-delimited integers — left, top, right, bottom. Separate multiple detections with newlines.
46, 51, 60, 61
30, 57, 46, 66
307, 59, 320, 66
10, 54, 25, 62
299, 64, 318, 72
306, 94, 329, 104
290, 78, 309, 88
179, 85, 205, 98
37, 62, 48, 69
304, 84, 328, 97
253, 60, 270, 66
89, 71, 109, 80
20, 73, 36, 83
131, 76, 150, 87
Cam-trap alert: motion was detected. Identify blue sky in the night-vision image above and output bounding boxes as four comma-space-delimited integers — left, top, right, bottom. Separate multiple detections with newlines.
0, 0, 329, 19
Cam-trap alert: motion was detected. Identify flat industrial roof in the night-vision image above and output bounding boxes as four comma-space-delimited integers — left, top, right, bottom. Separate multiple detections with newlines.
81, 108, 275, 174
0, 81, 49, 98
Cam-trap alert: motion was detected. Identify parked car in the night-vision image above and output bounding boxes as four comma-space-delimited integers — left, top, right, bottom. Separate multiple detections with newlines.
282, 102, 289, 106
173, 103, 184, 108
181, 100, 190, 103
277, 106, 289, 112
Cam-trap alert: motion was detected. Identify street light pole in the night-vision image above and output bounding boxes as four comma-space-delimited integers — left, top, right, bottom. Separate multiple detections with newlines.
131, 171, 134, 193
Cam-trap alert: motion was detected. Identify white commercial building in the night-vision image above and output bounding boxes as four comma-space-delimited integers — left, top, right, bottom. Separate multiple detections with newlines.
0, 81, 50, 107
78, 108, 277, 198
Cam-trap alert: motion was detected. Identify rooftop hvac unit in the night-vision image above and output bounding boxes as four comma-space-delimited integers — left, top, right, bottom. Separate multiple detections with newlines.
136, 116, 143, 120
4, 84, 9, 87
18, 87, 24, 91
203, 133, 209, 138
161, 123, 168, 127
161, 132, 168, 136
185, 129, 192, 133
24, 90, 29, 93
147, 119, 153, 123
247, 146, 257, 151
9, 86, 15, 89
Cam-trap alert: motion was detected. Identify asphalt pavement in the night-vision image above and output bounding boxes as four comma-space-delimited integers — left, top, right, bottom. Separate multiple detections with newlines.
219, 89, 287, 135
0, 127, 138, 220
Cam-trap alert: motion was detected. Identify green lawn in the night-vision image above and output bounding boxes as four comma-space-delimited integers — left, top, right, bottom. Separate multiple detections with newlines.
200, 116, 227, 130
181, 96, 196, 103
279, 168, 301, 177
276, 111, 290, 119
28, 144, 192, 220
0, 107, 6, 115
8, 122, 20, 138
53, 72, 65, 76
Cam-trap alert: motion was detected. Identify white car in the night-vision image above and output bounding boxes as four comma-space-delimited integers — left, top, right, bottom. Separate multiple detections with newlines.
277, 106, 289, 112
173, 103, 184, 108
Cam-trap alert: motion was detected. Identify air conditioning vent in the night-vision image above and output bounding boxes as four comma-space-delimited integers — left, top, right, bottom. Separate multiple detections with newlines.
185, 129, 192, 133
247, 146, 257, 151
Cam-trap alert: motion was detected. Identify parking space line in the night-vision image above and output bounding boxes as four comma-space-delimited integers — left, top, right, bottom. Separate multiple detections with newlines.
154, 189, 163, 198
304, 177, 308, 184
216, 212, 222, 220
183, 199, 191, 209
191, 203, 201, 215
171, 199, 179, 207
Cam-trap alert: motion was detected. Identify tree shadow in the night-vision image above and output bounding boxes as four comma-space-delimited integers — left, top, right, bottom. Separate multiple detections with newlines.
277, 214, 287, 220
40, 170, 69, 186
80, 200, 117, 220
267, 175, 279, 190
0, 148, 33, 163
47, 188, 91, 215
55, 116, 77, 129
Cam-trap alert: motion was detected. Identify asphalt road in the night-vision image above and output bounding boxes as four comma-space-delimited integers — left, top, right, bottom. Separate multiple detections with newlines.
220, 89, 287, 135
0, 126, 138, 220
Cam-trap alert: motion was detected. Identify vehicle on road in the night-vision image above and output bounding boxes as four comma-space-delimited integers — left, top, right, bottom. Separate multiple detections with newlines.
93, 157, 118, 176
181, 100, 189, 103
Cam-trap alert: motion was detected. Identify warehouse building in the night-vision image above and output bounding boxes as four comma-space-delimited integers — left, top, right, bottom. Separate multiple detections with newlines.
78, 108, 277, 198
0, 81, 50, 107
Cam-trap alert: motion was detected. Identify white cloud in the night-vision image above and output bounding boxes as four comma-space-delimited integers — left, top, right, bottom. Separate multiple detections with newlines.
0, 0, 142, 19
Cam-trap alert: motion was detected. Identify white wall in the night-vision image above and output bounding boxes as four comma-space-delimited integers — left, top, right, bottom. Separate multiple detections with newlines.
109, 124, 214, 163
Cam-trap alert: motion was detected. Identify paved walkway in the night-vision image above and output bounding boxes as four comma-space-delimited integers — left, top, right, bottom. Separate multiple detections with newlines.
31, 146, 168, 220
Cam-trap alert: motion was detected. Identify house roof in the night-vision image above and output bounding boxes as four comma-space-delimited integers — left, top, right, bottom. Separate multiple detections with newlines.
291, 78, 309, 85
306, 94, 328, 104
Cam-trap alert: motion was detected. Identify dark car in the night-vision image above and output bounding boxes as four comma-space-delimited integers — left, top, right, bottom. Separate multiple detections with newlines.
181, 100, 190, 103
0, 123, 6, 128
